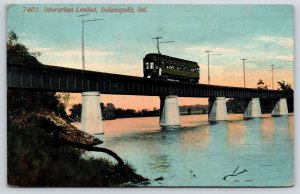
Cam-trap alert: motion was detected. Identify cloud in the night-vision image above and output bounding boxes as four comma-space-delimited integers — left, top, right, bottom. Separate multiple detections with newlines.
267, 54, 293, 62
47, 62, 142, 78
185, 46, 239, 55
255, 35, 293, 49
29, 47, 51, 52
87, 63, 142, 77
35, 48, 114, 57
32, 47, 115, 68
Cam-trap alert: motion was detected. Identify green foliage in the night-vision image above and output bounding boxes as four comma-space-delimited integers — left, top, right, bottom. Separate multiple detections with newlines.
56, 93, 72, 107
7, 113, 139, 187
69, 102, 161, 121
179, 104, 207, 114
103, 103, 116, 120
257, 79, 269, 90
7, 31, 143, 186
7, 31, 18, 45
276, 81, 294, 113
7, 31, 68, 118
226, 98, 276, 114
277, 80, 293, 91
226, 98, 245, 114
8, 91, 61, 115
69, 103, 82, 122
187, 107, 192, 115
7, 31, 42, 66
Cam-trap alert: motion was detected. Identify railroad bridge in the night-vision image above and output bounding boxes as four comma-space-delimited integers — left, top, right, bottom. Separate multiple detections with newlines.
8, 64, 293, 135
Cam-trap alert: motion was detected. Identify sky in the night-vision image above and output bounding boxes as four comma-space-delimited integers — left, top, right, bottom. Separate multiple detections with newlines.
7, 4, 294, 111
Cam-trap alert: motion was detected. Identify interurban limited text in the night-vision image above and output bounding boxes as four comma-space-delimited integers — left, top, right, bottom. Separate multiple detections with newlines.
40, 6, 146, 13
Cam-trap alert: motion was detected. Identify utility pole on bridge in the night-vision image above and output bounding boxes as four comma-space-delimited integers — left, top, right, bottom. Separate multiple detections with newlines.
205, 50, 222, 85
271, 64, 282, 89
240, 58, 255, 88
78, 14, 104, 136
78, 14, 103, 70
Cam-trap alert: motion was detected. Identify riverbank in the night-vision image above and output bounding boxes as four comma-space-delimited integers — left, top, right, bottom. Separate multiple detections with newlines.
7, 111, 147, 187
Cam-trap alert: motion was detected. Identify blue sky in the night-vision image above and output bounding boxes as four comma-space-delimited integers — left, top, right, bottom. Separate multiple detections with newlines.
6, 4, 294, 109
7, 4, 293, 86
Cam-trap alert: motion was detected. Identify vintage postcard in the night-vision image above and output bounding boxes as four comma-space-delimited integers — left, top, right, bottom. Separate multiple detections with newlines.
7, 4, 294, 187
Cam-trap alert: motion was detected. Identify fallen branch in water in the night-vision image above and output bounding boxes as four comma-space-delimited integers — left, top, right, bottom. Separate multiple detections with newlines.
223, 165, 248, 182
39, 113, 124, 165
60, 139, 148, 183
39, 113, 148, 182
60, 139, 125, 167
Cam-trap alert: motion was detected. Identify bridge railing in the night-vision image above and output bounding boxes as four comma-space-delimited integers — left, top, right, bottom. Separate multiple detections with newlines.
7, 64, 293, 99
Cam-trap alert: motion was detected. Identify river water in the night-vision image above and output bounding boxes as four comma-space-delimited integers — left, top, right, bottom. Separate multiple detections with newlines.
74, 114, 294, 187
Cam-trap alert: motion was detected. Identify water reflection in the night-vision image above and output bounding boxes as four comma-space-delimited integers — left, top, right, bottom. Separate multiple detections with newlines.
289, 115, 294, 140
227, 120, 246, 148
208, 121, 228, 153
243, 118, 263, 150
260, 115, 275, 146
148, 154, 171, 173
78, 114, 293, 187
274, 115, 289, 130
179, 126, 210, 151
273, 115, 293, 151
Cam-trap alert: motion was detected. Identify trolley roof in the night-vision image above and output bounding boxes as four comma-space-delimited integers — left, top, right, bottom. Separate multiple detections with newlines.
144, 53, 198, 67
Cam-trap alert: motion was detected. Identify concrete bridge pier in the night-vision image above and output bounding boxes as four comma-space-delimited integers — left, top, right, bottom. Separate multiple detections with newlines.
81, 91, 104, 135
243, 98, 262, 119
208, 97, 228, 122
159, 95, 181, 126
271, 98, 288, 116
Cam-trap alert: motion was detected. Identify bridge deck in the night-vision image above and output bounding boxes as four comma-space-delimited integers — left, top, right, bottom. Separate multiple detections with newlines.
7, 64, 293, 99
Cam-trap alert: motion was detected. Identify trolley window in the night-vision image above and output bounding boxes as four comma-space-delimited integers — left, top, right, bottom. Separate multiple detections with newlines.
145, 62, 150, 69
150, 62, 154, 69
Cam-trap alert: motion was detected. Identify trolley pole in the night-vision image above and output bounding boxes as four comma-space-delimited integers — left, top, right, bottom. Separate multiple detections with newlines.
152, 37, 162, 54
78, 14, 103, 70
151, 36, 174, 54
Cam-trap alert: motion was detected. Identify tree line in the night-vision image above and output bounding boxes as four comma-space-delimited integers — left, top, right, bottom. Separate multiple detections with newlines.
7, 31, 145, 186
70, 78, 293, 121
227, 79, 293, 113
69, 103, 209, 122
69, 103, 161, 122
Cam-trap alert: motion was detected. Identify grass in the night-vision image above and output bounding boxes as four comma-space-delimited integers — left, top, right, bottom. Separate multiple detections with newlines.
7, 112, 147, 187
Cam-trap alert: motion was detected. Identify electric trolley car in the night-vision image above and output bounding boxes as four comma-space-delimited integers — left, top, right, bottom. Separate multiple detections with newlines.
143, 53, 199, 83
